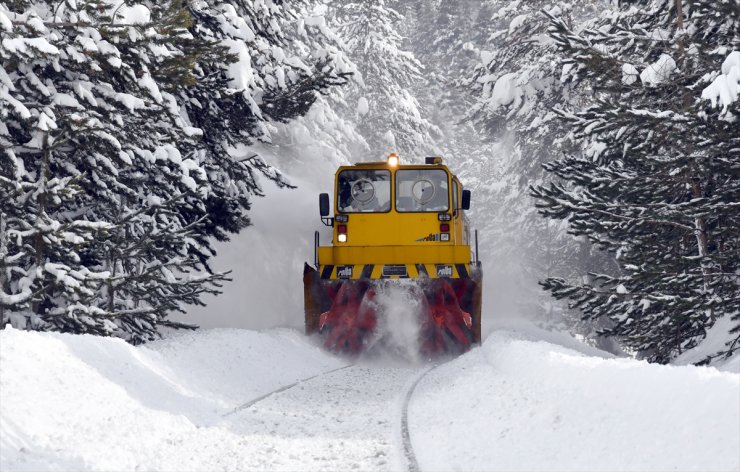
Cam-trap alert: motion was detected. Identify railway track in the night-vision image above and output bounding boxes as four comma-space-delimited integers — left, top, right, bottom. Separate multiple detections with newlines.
222, 364, 354, 418
399, 363, 447, 472
221, 360, 447, 471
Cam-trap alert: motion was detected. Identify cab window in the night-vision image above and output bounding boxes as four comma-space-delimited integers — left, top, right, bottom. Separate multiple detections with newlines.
337, 169, 391, 213
396, 169, 449, 212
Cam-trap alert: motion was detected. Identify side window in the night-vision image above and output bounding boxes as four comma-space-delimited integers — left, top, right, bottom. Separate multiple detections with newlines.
452, 180, 459, 212
396, 169, 449, 212
337, 169, 391, 213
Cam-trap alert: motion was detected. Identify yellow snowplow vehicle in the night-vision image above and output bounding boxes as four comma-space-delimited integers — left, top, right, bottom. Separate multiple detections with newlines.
303, 154, 482, 355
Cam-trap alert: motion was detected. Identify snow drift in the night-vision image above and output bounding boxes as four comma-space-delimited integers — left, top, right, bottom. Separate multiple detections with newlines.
411, 330, 740, 472
1, 326, 738, 471
0, 327, 345, 471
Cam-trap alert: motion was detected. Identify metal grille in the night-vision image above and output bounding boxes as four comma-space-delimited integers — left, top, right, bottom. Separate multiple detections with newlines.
382, 265, 408, 277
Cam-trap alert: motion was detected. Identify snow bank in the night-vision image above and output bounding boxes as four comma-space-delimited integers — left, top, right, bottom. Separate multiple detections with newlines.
674, 314, 740, 372
0, 327, 344, 471
410, 330, 740, 472
2, 325, 738, 471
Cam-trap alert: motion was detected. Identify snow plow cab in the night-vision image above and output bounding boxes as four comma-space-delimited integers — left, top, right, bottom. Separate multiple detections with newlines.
304, 154, 482, 355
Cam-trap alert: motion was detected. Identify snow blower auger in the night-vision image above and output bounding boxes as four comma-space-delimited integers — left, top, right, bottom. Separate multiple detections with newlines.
304, 154, 482, 356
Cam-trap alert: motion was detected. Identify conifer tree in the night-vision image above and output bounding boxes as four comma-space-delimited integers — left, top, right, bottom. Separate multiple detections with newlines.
0, 0, 225, 340
0, 0, 353, 342
211, 0, 369, 174
403, 0, 483, 158
532, 0, 740, 363
171, 0, 354, 244
463, 0, 610, 329
407, 0, 480, 77
328, 0, 439, 157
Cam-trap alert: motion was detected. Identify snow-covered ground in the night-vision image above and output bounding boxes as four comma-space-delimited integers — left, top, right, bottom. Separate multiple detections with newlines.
412, 329, 740, 472
674, 314, 740, 372
2, 325, 738, 471
0, 327, 344, 471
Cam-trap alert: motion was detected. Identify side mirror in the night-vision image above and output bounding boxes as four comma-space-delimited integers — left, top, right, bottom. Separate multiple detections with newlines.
319, 193, 330, 217
461, 190, 471, 210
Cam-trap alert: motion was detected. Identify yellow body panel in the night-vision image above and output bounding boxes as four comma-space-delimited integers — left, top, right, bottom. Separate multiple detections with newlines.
318, 160, 473, 280
330, 212, 461, 247
318, 245, 470, 265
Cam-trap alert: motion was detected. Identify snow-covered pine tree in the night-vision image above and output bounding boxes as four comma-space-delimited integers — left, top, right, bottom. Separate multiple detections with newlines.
0, 0, 227, 341
1, 0, 360, 342
463, 0, 610, 331
327, 0, 439, 158
532, 0, 740, 363
406, 0, 480, 79
402, 0, 484, 157
466, 0, 606, 160
173, 0, 355, 245
252, 1, 369, 174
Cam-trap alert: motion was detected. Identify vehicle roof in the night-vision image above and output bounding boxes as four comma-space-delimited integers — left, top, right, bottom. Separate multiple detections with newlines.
335, 163, 455, 174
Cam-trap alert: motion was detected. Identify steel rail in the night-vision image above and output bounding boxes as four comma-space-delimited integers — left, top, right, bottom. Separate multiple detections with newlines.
400, 363, 444, 472
222, 364, 354, 417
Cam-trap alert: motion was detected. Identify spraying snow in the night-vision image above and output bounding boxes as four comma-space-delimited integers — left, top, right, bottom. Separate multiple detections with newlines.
366, 281, 427, 363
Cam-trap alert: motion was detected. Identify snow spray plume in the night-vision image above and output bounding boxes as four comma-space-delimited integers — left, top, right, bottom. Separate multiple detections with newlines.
360, 281, 425, 364
464, 131, 552, 334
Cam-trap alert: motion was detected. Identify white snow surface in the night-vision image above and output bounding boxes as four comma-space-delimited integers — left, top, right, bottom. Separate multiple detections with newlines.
357, 96, 369, 116
412, 331, 740, 472
488, 72, 520, 110
0, 326, 346, 471
640, 53, 676, 86
2, 324, 738, 471
675, 314, 740, 372
114, 4, 150, 25
702, 50, 740, 114
622, 63, 639, 85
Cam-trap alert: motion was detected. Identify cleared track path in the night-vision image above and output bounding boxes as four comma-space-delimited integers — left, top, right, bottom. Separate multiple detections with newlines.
213, 364, 432, 471
222, 365, 355, 417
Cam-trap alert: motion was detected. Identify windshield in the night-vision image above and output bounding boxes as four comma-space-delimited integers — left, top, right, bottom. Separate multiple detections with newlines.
337, 169, 391, 213
396, 169, 449, 212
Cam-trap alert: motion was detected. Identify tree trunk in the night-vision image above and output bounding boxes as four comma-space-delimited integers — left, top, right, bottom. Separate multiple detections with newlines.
0, 212, 6, 322
107, 255, 116, 314
690, 177, 714, 322
32, 132, 51, 315
675, 0, 684, 30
